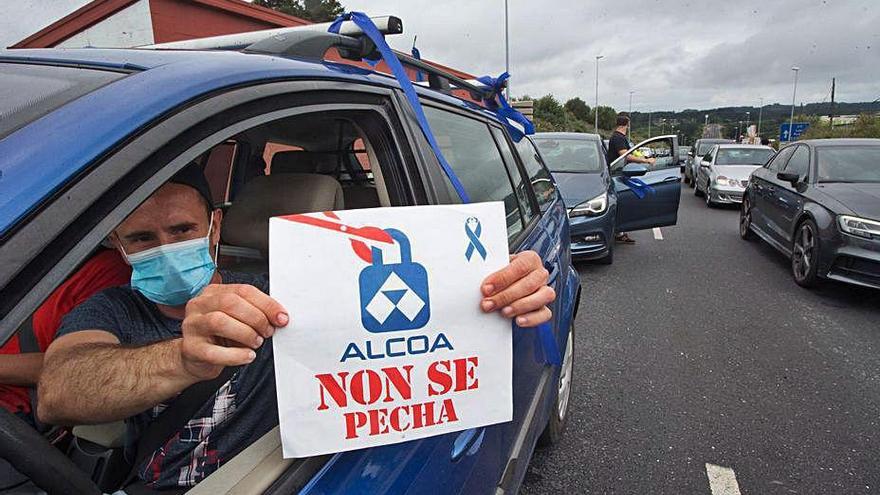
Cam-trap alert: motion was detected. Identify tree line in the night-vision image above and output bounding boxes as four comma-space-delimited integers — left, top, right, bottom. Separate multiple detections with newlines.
522, 95, 619, 134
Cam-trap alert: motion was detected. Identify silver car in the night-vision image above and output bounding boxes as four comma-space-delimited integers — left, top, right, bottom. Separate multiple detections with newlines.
694, 144, 774, 207
686, 138, 733, 187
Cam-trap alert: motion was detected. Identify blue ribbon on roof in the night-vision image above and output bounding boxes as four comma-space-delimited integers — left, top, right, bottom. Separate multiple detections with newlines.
411, 40, 423, 82
476, 72, 535, 142
621, 177, 656, 199
330, 14, 558, 367
329, 12, 470, 203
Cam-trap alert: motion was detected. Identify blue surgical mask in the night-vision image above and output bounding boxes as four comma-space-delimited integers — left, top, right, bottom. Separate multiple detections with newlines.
122, 217, 217, 306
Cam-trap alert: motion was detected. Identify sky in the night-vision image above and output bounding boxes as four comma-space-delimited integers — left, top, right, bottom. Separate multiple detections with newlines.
3, 0, 879, 112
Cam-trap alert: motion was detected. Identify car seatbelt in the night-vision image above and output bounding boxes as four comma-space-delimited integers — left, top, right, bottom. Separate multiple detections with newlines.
15, 317, 53, 433
122, 365, 239, 489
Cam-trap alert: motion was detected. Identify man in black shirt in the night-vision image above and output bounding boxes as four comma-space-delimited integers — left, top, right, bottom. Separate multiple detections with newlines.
606, 114, 655, 244
606, 114, 655, 168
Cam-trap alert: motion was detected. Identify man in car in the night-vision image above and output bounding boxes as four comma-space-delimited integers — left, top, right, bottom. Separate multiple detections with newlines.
37, 166, 557, 490
605, 114, 655, 244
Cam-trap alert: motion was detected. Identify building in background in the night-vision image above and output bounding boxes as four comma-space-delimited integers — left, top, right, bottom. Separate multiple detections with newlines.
10, 0, 474, 90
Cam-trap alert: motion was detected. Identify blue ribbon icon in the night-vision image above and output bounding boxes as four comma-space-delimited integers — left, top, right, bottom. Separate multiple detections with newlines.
621, 177, 656, 199
464, 217, 487, 261
476, 72, 535, 142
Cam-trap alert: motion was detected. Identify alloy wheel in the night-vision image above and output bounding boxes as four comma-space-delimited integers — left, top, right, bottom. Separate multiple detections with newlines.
557, 324, 574, 421
740, 198, 752, 239
792, 223, 816, 281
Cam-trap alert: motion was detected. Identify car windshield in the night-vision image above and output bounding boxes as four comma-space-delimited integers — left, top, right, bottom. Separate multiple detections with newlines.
533, 138, 603, 173
816, 146, 880, 183
0, 63, 125, 140
715, 148, 773, 165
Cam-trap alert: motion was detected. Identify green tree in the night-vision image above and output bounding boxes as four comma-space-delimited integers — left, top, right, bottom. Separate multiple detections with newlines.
533, 95, 565, 130
564, 97, 591, 122
590, 105, 617, 131
254, 0, 345, 22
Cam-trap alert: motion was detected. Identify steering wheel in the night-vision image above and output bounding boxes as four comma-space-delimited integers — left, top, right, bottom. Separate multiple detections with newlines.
0, 408, 100, 495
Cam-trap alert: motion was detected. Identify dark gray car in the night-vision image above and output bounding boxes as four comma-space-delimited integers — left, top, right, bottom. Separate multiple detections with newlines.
740, 139, 880, 289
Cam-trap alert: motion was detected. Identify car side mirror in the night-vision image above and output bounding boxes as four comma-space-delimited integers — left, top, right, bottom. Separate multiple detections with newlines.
777, 171, 800, 185
700, 160, 711, 168
621, 163, 648, 177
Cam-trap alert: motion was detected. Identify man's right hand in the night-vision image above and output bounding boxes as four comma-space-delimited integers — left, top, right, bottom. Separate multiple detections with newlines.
180, 284, 289, 381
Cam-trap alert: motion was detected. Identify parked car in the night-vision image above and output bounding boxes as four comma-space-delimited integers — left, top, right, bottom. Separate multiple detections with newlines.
686, 138, 734, 186
0, 20, 582, 495
532, 132, 682, 264
694, 144, 774, 207
678, 146, 692, 173
740, 139, 880, 289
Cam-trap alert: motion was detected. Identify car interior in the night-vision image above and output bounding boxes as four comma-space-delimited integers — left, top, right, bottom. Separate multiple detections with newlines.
6, 109, 397, 493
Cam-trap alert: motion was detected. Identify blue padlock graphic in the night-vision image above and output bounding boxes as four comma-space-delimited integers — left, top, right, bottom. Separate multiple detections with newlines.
359, 228, 431, 333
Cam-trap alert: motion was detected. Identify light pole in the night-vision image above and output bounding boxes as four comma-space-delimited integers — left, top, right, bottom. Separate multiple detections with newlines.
745, 111, 750, 130
757, 97, 764, 137
504, 0, 510, 99
594, 55, 603, 133
628, 90, 634, 136
789, 66, 800, 142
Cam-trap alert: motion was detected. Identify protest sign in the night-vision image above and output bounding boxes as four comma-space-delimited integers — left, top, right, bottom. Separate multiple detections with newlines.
269, 202, 513, 458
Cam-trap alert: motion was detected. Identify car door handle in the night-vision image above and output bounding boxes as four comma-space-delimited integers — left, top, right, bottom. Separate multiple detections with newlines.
662, 176, 680, 183
451, 427, 485, 461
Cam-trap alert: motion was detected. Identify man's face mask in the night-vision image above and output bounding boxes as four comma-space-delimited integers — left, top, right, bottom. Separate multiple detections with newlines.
120, 215, 217, 306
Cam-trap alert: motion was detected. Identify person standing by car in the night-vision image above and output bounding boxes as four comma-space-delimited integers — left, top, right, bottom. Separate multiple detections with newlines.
605, 114, 655, 244
36, 166, 558, 490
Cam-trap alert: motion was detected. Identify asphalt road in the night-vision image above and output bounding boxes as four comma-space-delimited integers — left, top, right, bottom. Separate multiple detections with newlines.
521, 185, 880, 494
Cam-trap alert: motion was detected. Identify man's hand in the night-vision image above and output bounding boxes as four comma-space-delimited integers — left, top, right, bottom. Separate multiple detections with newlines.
479, 251, 556, 327
181, 284, 288, 381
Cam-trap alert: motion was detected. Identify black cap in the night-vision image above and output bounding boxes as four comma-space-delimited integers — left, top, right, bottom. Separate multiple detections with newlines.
169, 163, 214, 208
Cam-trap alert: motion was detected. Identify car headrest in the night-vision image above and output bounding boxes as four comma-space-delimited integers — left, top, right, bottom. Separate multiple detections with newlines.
222, 174, 344, 254
271, 151, 340, 175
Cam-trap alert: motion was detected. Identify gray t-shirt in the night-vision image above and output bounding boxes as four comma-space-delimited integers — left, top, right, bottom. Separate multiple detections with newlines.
57, 271, 277, 489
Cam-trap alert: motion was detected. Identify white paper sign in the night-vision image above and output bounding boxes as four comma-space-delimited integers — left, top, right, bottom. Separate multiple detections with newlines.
269, 202, 512, 458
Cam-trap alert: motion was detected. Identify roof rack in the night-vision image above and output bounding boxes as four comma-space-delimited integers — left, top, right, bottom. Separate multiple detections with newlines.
141, 16, 499, 102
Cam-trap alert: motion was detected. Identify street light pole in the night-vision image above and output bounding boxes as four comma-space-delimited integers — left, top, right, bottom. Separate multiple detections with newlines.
504, 0, 510, 100
757, 97, 764, 137
594, 55, 603, 133
789, 66, 800, 142
628, 90, 634, 136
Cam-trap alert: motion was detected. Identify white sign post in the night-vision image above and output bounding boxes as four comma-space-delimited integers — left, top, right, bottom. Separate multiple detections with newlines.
269, 202, 512, 458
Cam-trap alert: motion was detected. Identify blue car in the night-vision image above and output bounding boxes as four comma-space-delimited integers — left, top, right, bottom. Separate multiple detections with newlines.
531, 133, 683, 263
0, 19, 580, 495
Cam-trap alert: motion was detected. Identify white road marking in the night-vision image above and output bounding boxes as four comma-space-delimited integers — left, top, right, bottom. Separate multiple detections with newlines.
652, 227, 664, 240
705, 463, 742, 495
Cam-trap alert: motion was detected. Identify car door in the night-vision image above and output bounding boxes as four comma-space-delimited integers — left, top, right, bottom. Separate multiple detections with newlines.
610, 135, 682, 232
695, 145, 716, 191
765, 144, 810, 249
416, 104, 549, 493
750, 145, 794, 237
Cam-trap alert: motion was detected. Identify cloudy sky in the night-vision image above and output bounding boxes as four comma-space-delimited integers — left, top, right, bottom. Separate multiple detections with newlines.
4, 0, 879, 111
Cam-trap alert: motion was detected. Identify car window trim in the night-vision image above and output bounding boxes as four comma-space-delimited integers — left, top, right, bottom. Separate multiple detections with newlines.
0, 82, 412, 344
411, 99, 539, 251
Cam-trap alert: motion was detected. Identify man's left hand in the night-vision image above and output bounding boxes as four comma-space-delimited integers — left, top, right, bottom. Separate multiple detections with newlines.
480, 250, 556, 327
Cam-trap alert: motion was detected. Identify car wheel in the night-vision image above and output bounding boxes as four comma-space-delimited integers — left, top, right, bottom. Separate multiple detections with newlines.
704, 182, 715, 207
792, 219, 821, 288
538, 320, 574, 447
739, 196, 755, 241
